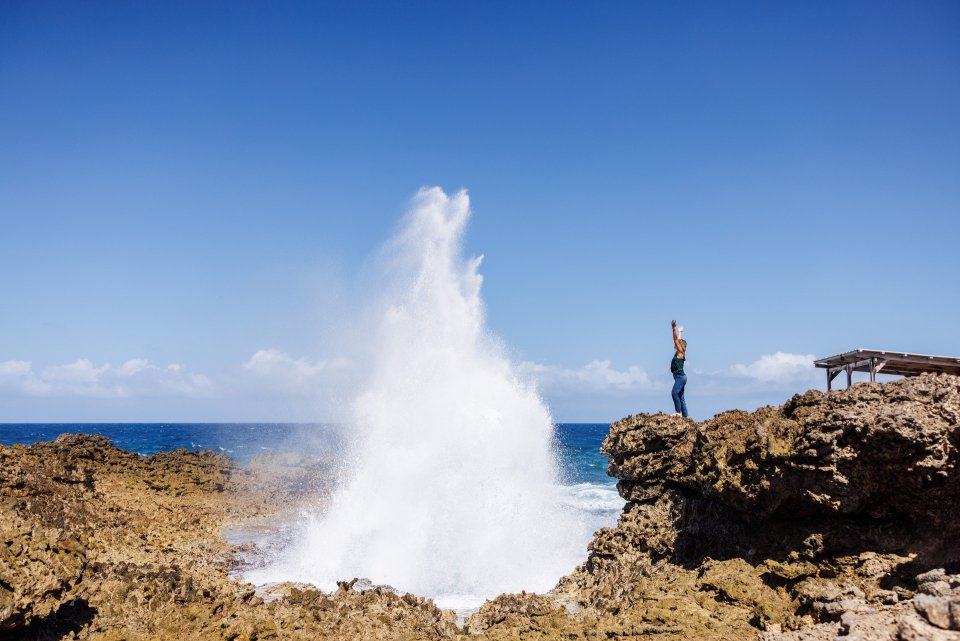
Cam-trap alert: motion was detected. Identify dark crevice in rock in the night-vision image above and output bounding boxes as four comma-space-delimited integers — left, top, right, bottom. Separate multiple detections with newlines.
6, 599, 97, 641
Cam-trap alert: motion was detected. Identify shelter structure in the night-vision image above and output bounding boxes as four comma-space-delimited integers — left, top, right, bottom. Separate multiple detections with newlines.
814, 348, 960, 390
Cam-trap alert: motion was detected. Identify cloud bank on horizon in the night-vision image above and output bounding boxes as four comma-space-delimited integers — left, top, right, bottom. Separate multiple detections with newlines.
0, 349, 827, 422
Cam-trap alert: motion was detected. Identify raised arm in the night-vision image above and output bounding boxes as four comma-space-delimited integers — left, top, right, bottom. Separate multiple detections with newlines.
671, 320, 685, 357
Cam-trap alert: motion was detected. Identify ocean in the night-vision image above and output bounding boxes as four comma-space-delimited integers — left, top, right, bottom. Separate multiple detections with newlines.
1, 422, 622, 611
0, 422, 622, 523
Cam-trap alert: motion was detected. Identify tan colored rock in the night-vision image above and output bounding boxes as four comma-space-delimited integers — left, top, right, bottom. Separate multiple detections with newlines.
913, 593, 960, 631
564, 374, 960, 640
1, 373, 958, 640
465, 592, 594, 639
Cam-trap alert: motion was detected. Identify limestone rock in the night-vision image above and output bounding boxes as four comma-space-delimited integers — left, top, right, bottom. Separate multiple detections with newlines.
563, 374, 960, 639
1, 373, 958, 640
465, 592, 593, 639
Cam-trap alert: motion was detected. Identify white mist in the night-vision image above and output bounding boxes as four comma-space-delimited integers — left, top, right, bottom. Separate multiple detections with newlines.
247, 187, 587, 609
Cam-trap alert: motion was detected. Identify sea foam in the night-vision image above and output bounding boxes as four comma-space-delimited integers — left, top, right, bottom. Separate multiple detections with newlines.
245, 187, 593, 608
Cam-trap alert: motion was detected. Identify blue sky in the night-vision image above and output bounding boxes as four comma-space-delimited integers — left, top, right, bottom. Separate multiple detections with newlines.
1, 1, 958, 421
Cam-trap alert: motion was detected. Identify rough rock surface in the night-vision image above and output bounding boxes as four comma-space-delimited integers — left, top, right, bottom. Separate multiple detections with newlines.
544, 373, 959, 640
0, 434, 457, 640
2, 373, 958, 640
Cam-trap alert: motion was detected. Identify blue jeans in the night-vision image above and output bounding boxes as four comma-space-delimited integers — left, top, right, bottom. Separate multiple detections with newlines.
672, 373, 688, 417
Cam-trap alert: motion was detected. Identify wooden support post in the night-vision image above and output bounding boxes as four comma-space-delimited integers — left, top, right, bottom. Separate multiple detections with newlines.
870, 357, 876, 383
827, 367, 843, 391
846, 365, 852, 388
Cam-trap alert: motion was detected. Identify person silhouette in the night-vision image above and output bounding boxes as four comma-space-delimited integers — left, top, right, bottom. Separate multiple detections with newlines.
670, 320, 688, 418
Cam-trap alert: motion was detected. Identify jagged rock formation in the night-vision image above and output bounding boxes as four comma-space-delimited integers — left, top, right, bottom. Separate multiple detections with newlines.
2, 373, 958, 640
0, 434, 457, 640
757, 568, 960, 641
548, 373, 960, 640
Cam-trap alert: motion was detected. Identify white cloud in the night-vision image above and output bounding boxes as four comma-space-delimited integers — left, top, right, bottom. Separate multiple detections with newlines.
518, 359, 663, 396
0, 360, 50, 395
0, 358, 211, 398
0, 360, 32, 377
240, 348, 354, 395
118, 358, 149, 377
726, 352, 818, 385
243, 349, 329, 380
0, 349, 354, 405
42, 359, 108, 384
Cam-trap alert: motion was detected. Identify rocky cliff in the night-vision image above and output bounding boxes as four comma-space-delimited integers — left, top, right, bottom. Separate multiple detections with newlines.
2, 373, 958, 640
549, 372, 960, 640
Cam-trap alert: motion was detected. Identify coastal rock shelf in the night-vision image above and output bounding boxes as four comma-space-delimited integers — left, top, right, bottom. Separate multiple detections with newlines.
549, 372, 960, 640
1, 373, 958, 639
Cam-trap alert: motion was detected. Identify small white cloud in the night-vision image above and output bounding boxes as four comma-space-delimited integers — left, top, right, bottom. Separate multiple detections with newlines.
191, 373, 212, 387
243, 349, 332, 380
728, 352, 818, 384
0, 360, 32, 377
0, 360, 51, 395
118, 358, 149, 377
518, 359, 662, 396
42, 359, 108, 384
237, 349, 354, 398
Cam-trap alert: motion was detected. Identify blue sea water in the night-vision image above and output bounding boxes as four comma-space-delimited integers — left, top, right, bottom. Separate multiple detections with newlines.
0, 423, 339, 464
0, 422, 623, 527
0, 423, 609, 481
553, 423, 615, 486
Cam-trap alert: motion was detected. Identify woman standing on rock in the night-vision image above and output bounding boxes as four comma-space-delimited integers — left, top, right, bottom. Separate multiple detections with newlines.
671, 320, 688, 417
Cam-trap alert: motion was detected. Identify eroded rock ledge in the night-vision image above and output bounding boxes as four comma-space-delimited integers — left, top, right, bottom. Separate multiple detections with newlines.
2, 373, 958, 640
542, 372, 960, 640
0, 435, 457, 640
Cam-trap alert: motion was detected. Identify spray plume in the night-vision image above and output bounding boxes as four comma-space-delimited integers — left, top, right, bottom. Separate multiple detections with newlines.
248, 187, 585, 608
